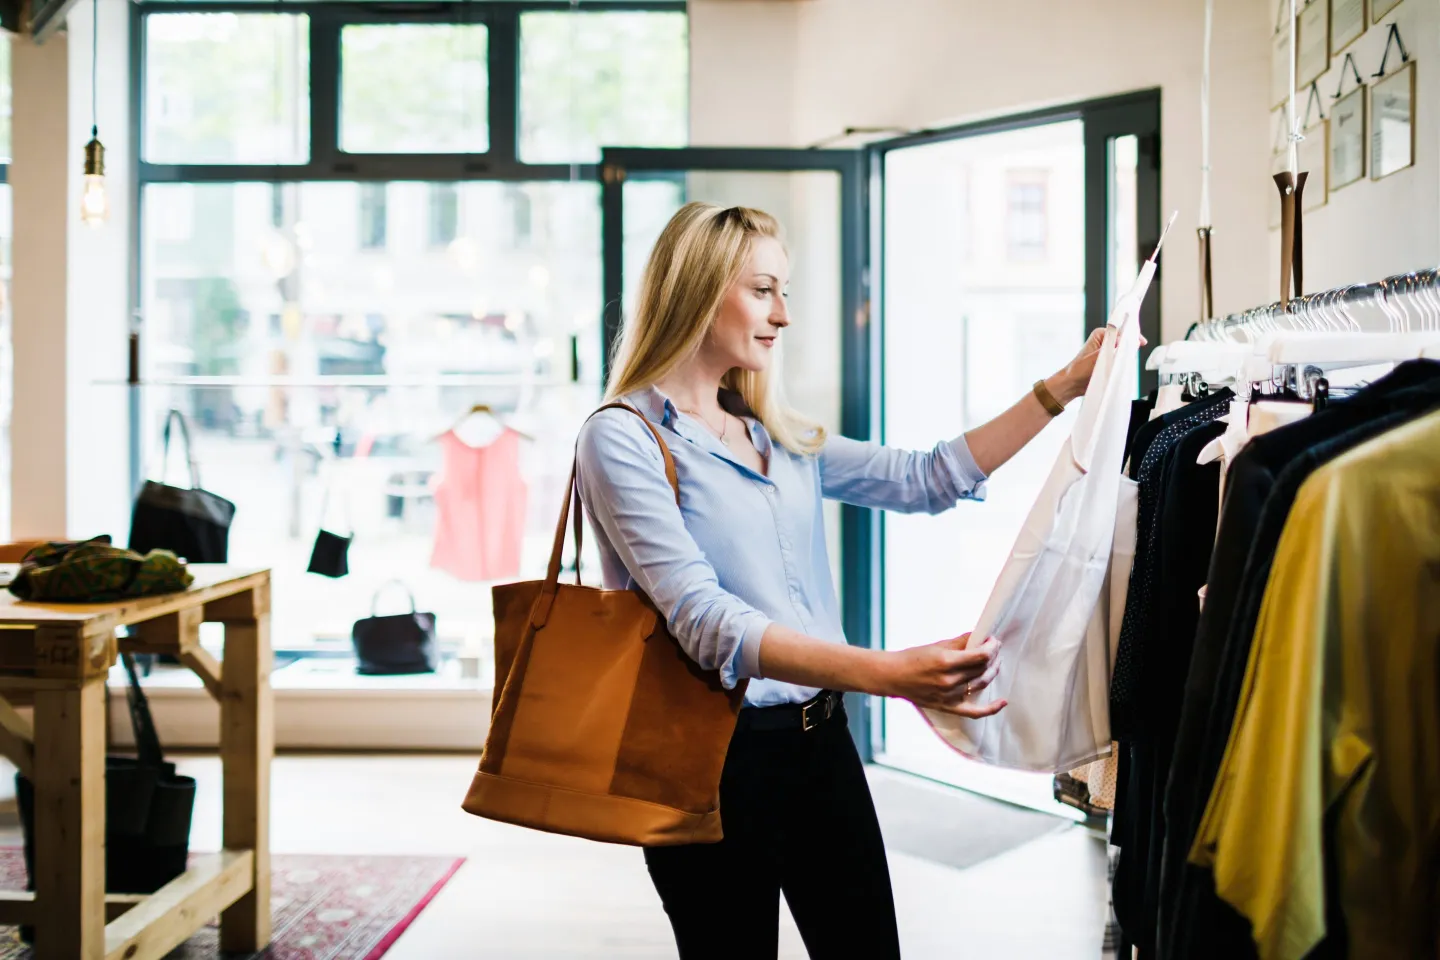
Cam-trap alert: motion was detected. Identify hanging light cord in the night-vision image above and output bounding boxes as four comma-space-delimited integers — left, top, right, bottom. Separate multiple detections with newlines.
91, 0, 98, 138
1199, 0, 1213, 229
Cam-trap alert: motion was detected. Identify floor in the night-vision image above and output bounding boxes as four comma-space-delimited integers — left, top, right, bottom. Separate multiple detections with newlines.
0, 755, 1109, 959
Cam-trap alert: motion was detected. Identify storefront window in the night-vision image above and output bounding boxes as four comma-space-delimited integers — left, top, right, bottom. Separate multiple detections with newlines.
518, 11, 687, 163
340, 24, 489, 155
144, 13, 309, 165
137, 6, 685, 663
140, 180, 601, 655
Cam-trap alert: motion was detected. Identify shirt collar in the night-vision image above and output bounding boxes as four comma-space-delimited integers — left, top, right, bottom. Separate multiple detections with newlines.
621, 385, 774, 477
622, 384, 756, 425
621, 385, 678, 427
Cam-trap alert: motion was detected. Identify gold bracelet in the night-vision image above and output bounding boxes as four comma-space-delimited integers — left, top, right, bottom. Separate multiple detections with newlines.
1033, 379, 1066, 417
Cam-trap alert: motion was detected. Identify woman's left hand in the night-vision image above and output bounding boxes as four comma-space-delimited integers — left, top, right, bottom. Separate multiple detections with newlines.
1047, 326, 1148, 404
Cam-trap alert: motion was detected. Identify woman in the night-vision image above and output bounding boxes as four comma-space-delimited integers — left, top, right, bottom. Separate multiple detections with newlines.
576, 202, 1108, 959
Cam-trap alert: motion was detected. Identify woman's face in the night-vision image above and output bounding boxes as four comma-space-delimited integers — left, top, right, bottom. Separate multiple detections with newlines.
704, 236, 790, 374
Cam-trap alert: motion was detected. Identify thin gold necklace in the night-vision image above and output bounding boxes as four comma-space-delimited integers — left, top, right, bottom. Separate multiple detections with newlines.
681, 407, 730, 447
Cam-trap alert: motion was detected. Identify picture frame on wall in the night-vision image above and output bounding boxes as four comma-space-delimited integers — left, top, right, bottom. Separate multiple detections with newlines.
1297, 0, 1330, 88
1372, 0, 1402, 23
1272, 2, 1294, 109
1330, 0, 1366, 55
1299, 119, 1330, 211
1371, 61, 1415, 180
1330, 84, 1367, 189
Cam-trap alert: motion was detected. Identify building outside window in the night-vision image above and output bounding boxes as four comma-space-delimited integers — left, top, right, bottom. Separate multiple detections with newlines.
1006, 172, 1049, 261
358, 182, 388, 250
429, 183, 459, 248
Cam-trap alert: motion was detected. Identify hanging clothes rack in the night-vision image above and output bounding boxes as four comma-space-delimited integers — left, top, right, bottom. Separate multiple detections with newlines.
1188, 267, 1440, 342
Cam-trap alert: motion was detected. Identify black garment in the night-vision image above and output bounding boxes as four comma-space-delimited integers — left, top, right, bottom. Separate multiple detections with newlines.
644, 704, 901, 960
1109, 419, 1225, 954
1123, 390, 1159, 466
1157, 360, 1440, 960
1111, 388, 1233, 742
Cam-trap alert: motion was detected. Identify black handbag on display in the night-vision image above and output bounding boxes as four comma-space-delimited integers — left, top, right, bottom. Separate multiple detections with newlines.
128, 409, 235, 563
351, 581, 439, 675
307, 486, 352, 579
16, 653, 196, 900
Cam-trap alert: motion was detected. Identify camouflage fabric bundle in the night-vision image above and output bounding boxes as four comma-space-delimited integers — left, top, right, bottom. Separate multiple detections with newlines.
7, 536, 193, 603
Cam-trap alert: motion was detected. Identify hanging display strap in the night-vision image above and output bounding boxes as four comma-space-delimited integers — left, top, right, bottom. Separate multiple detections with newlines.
1333, 52, 1364, 99
1198, 228, 1215, 323
1273, 0, 1305, 304
1373, 23, 1410, 79
1303, 81, 1326, 127
1197, 0, 1215, 322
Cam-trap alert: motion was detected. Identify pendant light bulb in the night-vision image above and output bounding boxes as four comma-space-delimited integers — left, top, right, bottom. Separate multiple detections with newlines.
80, 132, 109, 228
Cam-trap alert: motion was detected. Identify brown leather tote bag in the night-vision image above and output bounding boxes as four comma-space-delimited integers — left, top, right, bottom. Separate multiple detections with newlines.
461, 403, 746, 846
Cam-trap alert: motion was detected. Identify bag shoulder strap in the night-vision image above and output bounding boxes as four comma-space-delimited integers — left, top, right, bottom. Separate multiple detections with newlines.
533, 402, 680, 628
120, 652, 166, 769
160, 409, 201, 489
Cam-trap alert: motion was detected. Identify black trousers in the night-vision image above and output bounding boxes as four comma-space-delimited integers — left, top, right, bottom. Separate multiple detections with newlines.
644, 706, 901, 960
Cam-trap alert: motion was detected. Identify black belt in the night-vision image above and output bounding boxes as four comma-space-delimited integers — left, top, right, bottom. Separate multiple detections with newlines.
735, 689, 845, 734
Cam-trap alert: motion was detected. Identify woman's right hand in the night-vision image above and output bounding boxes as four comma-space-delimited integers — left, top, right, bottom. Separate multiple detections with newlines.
875, 634, 1006, 719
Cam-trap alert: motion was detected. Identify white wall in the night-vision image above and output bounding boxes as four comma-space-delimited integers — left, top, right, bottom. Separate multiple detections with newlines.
688, 1, 801, 146
9, 0, 131, 540
10, 32, 71, 538
691, 0, 1276, 341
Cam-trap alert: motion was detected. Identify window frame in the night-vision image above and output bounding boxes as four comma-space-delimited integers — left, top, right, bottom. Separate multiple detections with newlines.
128, 0, 687, 491
134, 1, 686, 185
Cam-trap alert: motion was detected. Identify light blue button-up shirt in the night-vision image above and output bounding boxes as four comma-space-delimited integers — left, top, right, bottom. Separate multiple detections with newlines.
574, 386, 988, 707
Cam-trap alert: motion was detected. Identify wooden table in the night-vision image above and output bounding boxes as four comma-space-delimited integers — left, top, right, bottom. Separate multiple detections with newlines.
0, 566, 272, 960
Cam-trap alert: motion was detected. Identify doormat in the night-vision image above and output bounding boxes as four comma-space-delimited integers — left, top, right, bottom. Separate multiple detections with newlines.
868, 769, 1068, 871
0, 850, 465, 959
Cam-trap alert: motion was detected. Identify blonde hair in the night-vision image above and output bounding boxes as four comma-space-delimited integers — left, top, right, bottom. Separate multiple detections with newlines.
604, 201, 825, 456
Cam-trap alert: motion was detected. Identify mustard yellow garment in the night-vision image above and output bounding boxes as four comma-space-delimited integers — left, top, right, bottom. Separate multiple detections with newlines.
1189, 409, 1440, 960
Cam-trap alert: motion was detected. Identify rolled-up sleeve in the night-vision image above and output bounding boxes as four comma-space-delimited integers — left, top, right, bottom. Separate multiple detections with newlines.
575, 410, 772, 688
819, 434, 988, 513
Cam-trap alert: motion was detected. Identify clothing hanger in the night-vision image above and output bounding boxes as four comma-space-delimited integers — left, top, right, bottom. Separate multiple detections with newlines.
435, 403, 534, 443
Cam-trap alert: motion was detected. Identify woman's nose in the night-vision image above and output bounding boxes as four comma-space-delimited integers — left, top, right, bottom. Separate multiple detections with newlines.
770, 297, 790, 327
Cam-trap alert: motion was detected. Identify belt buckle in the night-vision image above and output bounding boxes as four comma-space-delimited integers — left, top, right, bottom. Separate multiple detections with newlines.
801, 693, 833, 732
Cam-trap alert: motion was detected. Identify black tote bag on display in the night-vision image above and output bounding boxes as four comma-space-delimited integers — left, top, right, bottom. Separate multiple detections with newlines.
17, 653, 196, 899
307, 485, 352, 578
129, 409, 235, 563
352, 581, 439, 675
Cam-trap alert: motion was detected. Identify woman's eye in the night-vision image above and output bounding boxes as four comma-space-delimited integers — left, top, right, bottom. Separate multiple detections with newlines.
754, 287, 772, 296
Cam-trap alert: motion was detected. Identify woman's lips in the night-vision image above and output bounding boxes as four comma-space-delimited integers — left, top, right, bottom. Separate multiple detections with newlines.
756, 336, 776, 348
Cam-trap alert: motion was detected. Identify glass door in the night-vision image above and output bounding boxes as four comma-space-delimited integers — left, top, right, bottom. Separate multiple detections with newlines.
598, 147, 875, 747
871, 94, 1161, 814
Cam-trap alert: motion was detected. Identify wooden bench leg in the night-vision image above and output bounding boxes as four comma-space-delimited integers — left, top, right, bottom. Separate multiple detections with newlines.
219, 608, 273, 953
33, 681, 105, 960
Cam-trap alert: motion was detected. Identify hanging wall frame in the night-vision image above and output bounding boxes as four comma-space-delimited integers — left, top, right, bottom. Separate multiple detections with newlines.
1330, 83, 1367, 188
1299, 119, 1330, 210
1372, 0, 1402, 23
1297, 0, 1331, 88
1331, 0, 1366, 55
1370, 61, 1415, 179
1299, 84, 1330, 210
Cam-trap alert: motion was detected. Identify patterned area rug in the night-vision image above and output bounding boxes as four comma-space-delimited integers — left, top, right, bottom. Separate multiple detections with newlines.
0, 849, 464, 959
